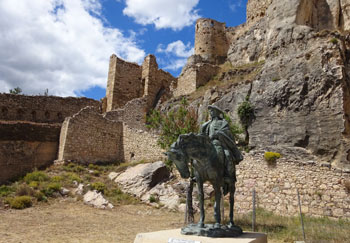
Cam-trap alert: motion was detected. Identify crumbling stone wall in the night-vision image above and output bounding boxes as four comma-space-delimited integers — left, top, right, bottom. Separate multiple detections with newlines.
106, 55, 142, 111
106, 54, 176, 112
0, 94, 100, 124
236, 154, 350, 218
58, 107, 123, 164
104, 97, 148, 130
0, 121, 60, 184
175, 56, 219, 97
194, 18, 229, 64
123, 125, 165, 163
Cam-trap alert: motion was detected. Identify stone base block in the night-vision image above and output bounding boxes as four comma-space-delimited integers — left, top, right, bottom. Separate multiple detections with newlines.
134, 229, 267, 243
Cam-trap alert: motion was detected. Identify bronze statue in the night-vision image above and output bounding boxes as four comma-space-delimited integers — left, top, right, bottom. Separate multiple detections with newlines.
166, 105, 243, 237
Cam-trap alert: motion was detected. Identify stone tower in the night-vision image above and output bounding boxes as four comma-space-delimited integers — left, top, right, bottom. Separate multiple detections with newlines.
106, 54, 142, 111
194, 18, 229, 64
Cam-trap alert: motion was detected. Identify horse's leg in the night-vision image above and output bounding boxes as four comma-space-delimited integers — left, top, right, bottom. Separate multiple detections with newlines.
229, 182, 236, 227
197, 179, 205, 228
213, 184, 221, 228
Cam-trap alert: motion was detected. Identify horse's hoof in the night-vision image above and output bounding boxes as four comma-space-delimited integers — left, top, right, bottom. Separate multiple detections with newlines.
214, 223, 221, 228
228, 222, 235, 228
198, 222, 204, 228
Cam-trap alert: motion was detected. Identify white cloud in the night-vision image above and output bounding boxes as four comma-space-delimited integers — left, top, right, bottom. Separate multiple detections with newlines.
123, 0, 200, 30
157, 40, 194, 58
156, 40, 194, 72
229, 0, 243, 12
0, 0, 145, 97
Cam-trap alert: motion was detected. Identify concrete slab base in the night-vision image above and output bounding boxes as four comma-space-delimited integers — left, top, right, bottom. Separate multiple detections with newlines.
134, 229, 267, 243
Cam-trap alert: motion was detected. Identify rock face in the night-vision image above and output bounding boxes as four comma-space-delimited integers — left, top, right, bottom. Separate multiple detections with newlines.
171, 0, 350, 170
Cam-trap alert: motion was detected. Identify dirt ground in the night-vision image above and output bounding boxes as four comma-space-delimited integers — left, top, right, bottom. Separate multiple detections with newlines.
0, 199, 184, 243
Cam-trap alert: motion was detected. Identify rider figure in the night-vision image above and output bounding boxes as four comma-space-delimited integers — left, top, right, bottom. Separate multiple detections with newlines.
200, 105, 243, 185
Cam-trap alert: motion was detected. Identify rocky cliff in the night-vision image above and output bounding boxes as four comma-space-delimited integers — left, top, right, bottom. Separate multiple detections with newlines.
163, 0, 350, 170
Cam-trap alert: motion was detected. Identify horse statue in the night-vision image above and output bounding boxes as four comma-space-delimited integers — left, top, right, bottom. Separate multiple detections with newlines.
166, 132, 242, 236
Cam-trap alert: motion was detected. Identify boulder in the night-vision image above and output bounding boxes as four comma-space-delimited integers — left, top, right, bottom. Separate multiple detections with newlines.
83, 190, 113, 209
114, 161, 170, 197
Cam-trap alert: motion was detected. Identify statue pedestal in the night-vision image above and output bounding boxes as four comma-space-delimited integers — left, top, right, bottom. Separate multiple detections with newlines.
134, 229, 267, 243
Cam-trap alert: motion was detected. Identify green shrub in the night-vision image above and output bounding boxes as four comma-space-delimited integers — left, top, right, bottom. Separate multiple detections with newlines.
237, 99, 254, 128
330, 38, 338, 44
34, 192, 47, 202
41, 182, 61, 197
28, 181, 39, 189
51, 176, 63, 183
149, 194, 158, 203
6, 196, 32, 209
0, 185, 13, 197
63, 172, 82, 183
91, 182, 106, 194
24, 171, 49, 184
63, 163, 85, 173
16, 184, 35, 196
106, 187, 138, 205
264, 152, 281, 165
146, 97, 199, 150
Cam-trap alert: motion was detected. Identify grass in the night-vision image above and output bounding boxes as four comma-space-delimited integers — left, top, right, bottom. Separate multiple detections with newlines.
0, 160, 143, 209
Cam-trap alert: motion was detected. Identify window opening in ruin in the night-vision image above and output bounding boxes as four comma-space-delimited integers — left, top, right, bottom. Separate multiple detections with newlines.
57, 112, 63, 120
45, 111, 50, 119
130, 152, 135, 159
17, 109, 24, 119
1, 107, 8, 118
210, 20, 214, 27
31, 111, 36, 121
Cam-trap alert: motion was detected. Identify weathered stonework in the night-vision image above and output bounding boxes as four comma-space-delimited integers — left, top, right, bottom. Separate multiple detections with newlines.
0, 121, 60, 183
0, 94, 100, 123
123, 125, 165, 163
58, 107, 123, 164
106, 55, 142, 111
106, 54, 176, 112
246, 0, 272, 27
236, 154, 350, 218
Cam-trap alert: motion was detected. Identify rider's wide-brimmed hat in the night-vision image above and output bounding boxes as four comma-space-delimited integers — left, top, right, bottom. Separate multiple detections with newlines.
208, 105, 224, 115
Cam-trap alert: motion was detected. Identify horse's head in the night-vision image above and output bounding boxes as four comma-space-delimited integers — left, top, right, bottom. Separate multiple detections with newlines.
165, 141, 190, 179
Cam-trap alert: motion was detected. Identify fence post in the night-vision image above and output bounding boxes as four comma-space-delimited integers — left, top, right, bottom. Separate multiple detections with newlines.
252, 188, 256, 232
297, 189, 306, 241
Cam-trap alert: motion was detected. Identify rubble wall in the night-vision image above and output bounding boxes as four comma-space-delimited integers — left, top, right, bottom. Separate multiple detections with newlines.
236, 154, 350, 218
58, 107, 123, 164
0, 93, 100, 124
0, 122, 60, 183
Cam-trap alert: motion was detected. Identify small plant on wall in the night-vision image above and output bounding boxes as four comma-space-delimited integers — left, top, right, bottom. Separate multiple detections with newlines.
237, 96, 255, 145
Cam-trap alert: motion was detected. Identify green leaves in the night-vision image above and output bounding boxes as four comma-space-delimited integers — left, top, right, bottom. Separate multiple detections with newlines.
146, 98, 198, 150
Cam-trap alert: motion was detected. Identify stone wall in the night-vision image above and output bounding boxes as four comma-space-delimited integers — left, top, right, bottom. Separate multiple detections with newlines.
0, 93, 100, 124
104, 97, 148, 130
175, 60, 219, 97
0, 121, 60, 184
235, 153, 350, 218
58, 107, 123, 164
194, 18, 229, 64
123, 125, 165, 163
106, 54, 176, 112
106, 55, 142, 111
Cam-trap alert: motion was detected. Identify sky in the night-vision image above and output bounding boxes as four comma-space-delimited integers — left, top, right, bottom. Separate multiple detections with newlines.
0, 0, 247, 100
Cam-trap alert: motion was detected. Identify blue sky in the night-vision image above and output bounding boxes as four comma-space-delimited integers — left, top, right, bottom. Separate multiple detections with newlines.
0, 0, 247, 100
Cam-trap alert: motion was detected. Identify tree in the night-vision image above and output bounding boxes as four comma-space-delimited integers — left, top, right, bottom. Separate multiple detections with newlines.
9, 87, 22, 95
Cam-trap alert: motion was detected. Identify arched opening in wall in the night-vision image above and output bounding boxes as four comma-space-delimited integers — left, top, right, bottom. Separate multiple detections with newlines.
295, 0, 334, 30
31, 111, 37, 121
1, 107, 8, 119
57, 112, 63, 120
151, 86, 166, 109
45, 111, 50, 120
17, 109, 24, 119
